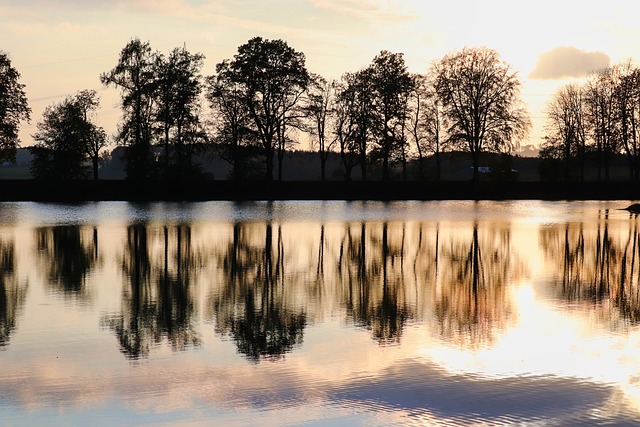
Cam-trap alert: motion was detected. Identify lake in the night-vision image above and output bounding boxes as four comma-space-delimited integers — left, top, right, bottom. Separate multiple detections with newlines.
2, 200, 640, 426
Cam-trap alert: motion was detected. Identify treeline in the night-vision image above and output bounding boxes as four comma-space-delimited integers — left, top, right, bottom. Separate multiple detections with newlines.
542, 61, 640, 182
1, 38, 531, 182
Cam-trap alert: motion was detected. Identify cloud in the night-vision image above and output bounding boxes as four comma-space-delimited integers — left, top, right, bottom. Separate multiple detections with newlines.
529, 46, 610, 79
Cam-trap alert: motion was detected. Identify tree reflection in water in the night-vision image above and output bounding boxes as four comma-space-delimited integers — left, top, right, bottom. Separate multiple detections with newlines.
208, 218, 524, 357
541, 210, 640, 327
35, 225, 100, 300
101, 223, 201, 359
97, 216, 528, 360
0, 236, 26, 348
339, 222, 411, 345
212, 222, 306, 362
434, 222, 518, 347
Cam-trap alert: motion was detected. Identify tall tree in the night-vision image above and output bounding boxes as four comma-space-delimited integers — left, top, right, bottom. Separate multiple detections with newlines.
585, 68, 618, 182
101, 38, 156, 181
543, 83, 586, 181
207, 60, 258, 180
613, 62, 640, 181
31, 91, 106, 180
333, 78, 360, 181
368, 51, 414, 181
433, 47, 530, 181
75, 90, 108, 180
423, 75, 447, 180
338, 70, 375, 181
0, 52, 31, 162
226, 37, 310, 181
305, 75, 336, 181
154, 46, 206, 180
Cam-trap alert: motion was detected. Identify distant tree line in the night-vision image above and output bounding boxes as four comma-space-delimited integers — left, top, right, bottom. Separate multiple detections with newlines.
542, 61, 640, 182
0, 39, 531, 181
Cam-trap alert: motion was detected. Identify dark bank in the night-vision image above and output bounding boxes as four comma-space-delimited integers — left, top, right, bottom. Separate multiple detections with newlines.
2, 180, 639, 202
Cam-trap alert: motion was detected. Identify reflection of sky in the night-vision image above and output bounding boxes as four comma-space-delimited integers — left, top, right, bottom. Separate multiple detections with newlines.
2, 200, 640, 425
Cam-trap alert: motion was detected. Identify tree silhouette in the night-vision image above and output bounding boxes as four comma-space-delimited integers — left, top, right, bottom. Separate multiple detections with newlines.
615, 63, 640, 182
101, 38, 156, 181
0, 52, 31, 163
433, 47, 530, 181
542, 83, 587, 181
585, 67, 619, 182
31, 90, 107, 180
154, 46, 206, 179
368, 51, 414, 181
408, 74, 445, 180
336, 70, 375, 180
305, 75, 336, 181
207, 60, 260, 180
223, 37, 310, 181
333, 78, 361, 181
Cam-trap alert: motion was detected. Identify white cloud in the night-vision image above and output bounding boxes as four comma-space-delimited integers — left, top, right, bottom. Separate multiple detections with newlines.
529, 47, 611, 80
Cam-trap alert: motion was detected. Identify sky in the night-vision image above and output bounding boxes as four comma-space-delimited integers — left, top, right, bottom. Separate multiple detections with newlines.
2, 0, 639, 153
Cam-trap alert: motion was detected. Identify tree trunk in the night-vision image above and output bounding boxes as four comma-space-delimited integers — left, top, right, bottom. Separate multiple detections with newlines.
360, 141, 367, 181
277, 146, 285, 182
382, 154, 389, 181
320, 154, 326, 181
472, 151, 480, 182
92, 156, 99, 180
265, 148, 274, 181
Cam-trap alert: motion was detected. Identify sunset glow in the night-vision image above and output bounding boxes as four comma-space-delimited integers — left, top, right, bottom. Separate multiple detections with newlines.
3, 0, 640, 152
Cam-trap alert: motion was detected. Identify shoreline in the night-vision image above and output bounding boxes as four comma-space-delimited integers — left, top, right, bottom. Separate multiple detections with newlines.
1, 180, 639, 202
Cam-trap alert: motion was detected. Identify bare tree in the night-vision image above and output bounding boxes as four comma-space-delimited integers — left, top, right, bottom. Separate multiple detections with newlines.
408, 73, 446, 180
432, 47, 530, 182
543, 83, 587, 181
585, 68, 618, 182
333, 79, 360, 181
613, 62, 640, 181
305, 74, 336, 181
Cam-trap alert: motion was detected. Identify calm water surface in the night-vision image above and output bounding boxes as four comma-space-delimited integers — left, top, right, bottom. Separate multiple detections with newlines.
2, 200, 640, 426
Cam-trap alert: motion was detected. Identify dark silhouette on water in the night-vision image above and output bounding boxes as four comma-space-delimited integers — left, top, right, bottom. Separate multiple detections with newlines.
541, 210, 640, 326
339, 222, 411, 345
434, 222, 517, 346
35, 225, 100, 300
0, 237, 26, 348
212, 222, 306, 362
101, 223, 201, 359
624, 203, 640, 213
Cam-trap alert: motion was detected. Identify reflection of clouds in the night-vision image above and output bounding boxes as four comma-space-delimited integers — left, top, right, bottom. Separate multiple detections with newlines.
330, 360, 621, 425
2, 345, 638, 425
